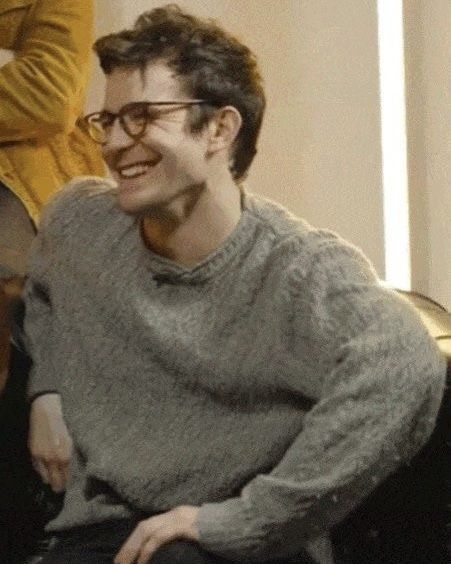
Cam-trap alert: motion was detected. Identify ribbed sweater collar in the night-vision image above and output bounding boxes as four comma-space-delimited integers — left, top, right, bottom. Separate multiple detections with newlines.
136, 190, 260, 285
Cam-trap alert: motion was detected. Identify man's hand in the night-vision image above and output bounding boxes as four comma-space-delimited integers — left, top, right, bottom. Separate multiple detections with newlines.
114, 506, 200, 564
0, 49, 15, 67
29, 393, 73, 493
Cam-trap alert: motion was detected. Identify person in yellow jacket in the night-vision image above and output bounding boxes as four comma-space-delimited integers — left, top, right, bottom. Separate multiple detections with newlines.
0, 0, 104, 368
0, 0, 104, 278
0, 1, 104, 560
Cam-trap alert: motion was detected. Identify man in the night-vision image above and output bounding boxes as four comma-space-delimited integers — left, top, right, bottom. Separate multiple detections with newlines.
24, 5, 447, 564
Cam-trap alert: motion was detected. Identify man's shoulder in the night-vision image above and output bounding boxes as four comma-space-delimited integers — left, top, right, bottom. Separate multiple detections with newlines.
45, 175, 116, 212
247, 192, 347, 260
246, 191, 377, 284
246, 191, 313, 241
246, 191, 338, 246
39, 176, 118, 232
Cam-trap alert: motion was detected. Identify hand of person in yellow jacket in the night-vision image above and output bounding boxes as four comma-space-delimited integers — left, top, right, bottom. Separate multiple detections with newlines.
29, 393, 73, 493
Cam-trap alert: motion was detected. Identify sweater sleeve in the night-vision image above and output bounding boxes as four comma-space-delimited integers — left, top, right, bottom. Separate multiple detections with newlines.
23, 178, 116, 400
196, 236, 447, 562
22, 183, 76, 399
0, 0, 94, 142
22, 206, 59, 399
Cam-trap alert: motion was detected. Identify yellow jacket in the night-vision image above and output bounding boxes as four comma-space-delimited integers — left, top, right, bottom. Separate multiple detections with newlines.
0, 0, 104, 224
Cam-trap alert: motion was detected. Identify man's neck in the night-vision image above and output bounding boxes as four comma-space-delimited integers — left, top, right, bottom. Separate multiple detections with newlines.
140, 180, 243, 268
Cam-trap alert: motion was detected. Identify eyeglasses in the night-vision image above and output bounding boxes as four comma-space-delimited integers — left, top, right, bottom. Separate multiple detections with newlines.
83, 100, 209, 144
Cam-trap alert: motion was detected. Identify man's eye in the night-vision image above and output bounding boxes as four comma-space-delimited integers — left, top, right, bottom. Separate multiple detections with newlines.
127, 107, 151, 123
144, 107, 161, 121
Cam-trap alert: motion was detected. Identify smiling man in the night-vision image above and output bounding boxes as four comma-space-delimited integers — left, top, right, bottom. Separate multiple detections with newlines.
23, 5, 447, 564
98, 61, 244, 266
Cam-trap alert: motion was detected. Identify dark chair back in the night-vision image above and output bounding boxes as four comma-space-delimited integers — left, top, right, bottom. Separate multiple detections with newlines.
331, 289, 451, 564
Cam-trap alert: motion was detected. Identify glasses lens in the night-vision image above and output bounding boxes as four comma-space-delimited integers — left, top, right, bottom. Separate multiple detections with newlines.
86, 113, 110, 144
122, 104, 150, 137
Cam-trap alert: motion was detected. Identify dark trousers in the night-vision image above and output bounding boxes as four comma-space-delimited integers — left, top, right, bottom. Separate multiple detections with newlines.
36, 520, 228, 564
36, 520, 315, 564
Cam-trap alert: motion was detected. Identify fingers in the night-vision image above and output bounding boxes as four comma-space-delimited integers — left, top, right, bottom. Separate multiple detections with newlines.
32, 458, 50, 485
115, 520, 151, 564
137, 532, 171, 564
28, 393, 73, 492
61, 453, 71, 486
29, 432, 73, 492
114, 507, 199, 564
47, 461, 67, 493
115, 518, 174, 564
114, 521, 144, 564
31, 447, 71, 492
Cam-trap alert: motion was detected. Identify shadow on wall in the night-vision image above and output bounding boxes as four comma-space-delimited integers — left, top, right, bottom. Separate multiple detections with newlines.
86, 0, 127, 113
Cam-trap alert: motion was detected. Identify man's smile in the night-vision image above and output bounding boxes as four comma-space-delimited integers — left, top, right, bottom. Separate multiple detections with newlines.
116, 158, 162, 179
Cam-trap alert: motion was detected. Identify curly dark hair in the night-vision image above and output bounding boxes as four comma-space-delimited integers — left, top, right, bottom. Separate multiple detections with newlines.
94, 4, 265, 180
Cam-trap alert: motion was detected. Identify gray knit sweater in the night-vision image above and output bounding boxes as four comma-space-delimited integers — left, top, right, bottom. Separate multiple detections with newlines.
24, 178, 446, 563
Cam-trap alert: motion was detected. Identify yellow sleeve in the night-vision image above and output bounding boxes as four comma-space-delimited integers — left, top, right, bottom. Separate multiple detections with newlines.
0, 0, 94, 142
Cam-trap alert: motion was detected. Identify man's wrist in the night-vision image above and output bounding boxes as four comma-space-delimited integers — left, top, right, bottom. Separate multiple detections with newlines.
175, 505, 200, 540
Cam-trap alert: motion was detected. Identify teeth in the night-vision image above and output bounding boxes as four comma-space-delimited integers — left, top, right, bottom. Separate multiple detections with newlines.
119, 164, 150, 178
118, 159, 160, 179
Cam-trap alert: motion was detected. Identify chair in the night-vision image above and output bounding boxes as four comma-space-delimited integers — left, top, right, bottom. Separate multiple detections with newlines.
331, 289, 451, 564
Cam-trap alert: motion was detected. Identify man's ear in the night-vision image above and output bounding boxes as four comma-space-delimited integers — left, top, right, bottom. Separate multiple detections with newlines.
206, 106, 242, 156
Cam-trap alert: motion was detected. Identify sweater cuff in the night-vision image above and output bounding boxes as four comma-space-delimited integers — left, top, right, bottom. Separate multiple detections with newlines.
197, 497, 262, 562
197, 498, 334, 563
28, 390, 59, 404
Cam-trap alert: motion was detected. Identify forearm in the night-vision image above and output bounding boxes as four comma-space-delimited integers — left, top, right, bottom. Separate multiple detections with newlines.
29, 390, 71, 493
195, 302, 447, 562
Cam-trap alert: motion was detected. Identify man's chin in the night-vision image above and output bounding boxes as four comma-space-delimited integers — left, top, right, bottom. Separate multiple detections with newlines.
116, 191, 166, 217
116, 190, 145, 215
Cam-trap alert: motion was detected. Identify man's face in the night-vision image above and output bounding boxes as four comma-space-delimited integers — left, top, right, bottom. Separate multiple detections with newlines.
102, 62, 211, 215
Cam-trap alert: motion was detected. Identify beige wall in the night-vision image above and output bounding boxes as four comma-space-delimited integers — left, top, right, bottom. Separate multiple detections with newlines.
89, 1, 449, 306
404, 0, 451, 309
90, 0, 386, 276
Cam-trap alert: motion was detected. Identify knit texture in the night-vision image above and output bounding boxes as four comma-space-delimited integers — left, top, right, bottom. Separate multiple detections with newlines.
23, 178, 446, 563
